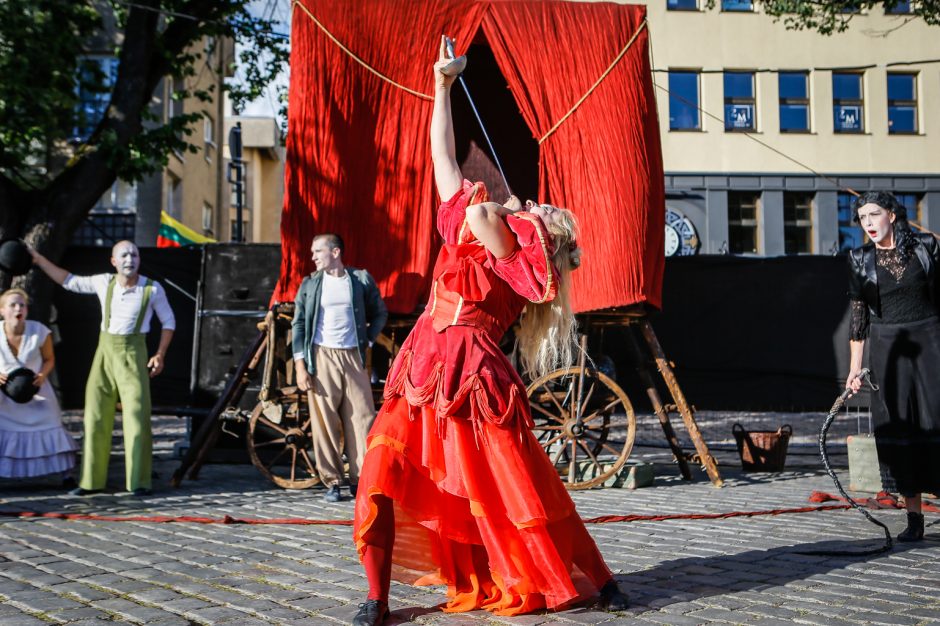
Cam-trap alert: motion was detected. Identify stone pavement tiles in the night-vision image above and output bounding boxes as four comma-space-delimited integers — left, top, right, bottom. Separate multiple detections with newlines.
1, 426, 938, 624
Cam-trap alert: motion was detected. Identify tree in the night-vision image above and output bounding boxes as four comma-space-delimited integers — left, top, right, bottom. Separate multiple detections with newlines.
707, 1, 939, 34
0, 0, 288, 319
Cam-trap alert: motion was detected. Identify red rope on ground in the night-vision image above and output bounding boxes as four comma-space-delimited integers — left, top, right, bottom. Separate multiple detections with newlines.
0, 504, 858, 526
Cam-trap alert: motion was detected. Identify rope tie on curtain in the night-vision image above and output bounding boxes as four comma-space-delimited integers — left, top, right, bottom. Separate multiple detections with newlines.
291, 0, 433, 101
539, 19, 648, 144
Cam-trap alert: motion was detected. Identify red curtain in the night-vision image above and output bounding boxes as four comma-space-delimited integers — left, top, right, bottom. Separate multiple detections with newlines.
273, 0, 485, 310
275, 0, 664, 314
483, 2, 664, 312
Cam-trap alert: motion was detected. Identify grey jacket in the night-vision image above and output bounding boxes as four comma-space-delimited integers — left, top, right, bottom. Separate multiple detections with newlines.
291, 267, 388, 374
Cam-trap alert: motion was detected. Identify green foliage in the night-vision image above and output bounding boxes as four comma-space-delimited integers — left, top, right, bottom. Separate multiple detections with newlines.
0, 1, 101, 186
0, 0, 288, 189
705, 1, 940, 34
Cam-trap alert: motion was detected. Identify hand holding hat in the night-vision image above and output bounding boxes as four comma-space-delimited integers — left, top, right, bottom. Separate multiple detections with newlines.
0, 239, 32, 276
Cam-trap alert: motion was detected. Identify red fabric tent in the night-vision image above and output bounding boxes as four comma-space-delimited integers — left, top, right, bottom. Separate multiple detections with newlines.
274, 0, 665, 314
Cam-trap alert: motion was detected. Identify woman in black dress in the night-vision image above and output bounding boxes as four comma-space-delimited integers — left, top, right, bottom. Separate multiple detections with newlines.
846, 191, 940, 542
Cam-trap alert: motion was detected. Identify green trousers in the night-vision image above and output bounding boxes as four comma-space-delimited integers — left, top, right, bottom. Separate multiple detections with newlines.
80, 332, 152, 491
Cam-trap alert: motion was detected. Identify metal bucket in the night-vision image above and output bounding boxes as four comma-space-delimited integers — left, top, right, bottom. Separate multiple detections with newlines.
732, 423, 792, 472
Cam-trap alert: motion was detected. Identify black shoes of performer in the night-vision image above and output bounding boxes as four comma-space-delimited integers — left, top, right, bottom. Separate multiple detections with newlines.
598, 579, 630, 611
352, 599, 389, 626
324, 485, 343, 503
350, 482, 358, 498
61, 476, 78, 490
898, 511, 925, 542
132, 488, 153, 497
67, 487, 101, 496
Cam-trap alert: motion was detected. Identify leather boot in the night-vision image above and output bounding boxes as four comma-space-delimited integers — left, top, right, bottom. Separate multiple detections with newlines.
897, 511, 924, 542
352, 599, 389, 626
598, 580, 630, 611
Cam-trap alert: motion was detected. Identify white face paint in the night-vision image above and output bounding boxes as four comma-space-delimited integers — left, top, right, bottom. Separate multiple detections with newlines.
857, 203, 896, 248
111, 243, 141, 278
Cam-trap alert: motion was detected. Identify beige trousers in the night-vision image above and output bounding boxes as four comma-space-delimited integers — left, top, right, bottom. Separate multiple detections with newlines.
306, 346, 375, 487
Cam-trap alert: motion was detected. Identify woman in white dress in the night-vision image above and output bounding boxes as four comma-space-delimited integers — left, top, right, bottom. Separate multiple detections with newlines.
0, 288, 78, 482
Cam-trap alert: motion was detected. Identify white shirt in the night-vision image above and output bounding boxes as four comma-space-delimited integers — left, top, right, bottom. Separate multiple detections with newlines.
313, 272, 357, 349
62, 273, 176, 335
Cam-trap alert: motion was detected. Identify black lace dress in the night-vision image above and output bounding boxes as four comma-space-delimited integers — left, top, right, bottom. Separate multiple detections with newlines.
850, 247, 940, 496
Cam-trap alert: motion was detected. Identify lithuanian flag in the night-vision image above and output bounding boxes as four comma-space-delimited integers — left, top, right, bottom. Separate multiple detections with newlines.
157, 211, 216, 248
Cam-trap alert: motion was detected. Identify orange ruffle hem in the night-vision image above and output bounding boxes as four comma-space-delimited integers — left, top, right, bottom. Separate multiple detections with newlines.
352, 182, 612, 615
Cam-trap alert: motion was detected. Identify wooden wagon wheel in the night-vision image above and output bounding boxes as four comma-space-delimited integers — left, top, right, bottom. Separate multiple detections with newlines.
526, 367, 636, 490
247, 390, 320, 489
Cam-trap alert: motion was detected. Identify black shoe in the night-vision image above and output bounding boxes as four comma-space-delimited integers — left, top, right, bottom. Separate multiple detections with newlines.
898, 511, 925, 542
132, 488, 153, 497
324, 485, 343, 503
349, 482, 358, 498
598, 580, 629, 611
61, 476, 78, 490
67, 487, 101, 496
352, 599, 389, 626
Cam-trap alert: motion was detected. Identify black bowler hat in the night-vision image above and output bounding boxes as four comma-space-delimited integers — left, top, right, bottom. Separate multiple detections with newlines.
2, 367, 38, 404
0, 239, 32, 276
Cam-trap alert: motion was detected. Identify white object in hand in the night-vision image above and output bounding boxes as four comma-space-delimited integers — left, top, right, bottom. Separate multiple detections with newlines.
440, 36, 467, 76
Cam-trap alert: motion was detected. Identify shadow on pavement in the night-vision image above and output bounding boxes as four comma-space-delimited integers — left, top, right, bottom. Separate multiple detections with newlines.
615, 537, 934, 608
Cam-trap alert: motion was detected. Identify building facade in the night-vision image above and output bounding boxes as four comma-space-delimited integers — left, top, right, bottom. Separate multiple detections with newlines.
222, 116, 285, 244
71, 23, 234, 248
636, 0, 940, 256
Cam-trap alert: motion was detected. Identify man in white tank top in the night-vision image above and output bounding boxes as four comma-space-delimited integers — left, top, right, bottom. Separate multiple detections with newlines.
292, 233, 387, 502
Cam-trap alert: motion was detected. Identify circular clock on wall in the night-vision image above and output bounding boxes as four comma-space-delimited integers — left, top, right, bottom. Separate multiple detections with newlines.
665, 207, 699, 257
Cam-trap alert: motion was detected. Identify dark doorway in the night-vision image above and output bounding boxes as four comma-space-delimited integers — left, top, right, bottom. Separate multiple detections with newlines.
451, 37, 538, 205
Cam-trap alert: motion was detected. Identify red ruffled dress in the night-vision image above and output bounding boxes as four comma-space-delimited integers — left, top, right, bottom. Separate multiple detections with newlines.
353, 181, 612, 615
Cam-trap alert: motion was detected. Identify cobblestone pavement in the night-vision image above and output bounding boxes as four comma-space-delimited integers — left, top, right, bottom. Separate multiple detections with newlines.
0, 413, 938, 625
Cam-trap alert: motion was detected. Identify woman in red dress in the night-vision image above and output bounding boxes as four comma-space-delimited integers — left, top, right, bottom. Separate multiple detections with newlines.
351, 39, 630, 626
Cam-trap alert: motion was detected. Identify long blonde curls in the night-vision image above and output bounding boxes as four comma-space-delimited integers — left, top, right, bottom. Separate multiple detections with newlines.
516, 206, 580, 381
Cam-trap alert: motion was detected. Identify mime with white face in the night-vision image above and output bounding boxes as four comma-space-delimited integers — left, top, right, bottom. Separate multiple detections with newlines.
31, 241, 175, 496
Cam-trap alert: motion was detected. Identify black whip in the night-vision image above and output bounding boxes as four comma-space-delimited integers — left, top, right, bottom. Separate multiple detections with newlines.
798, 368, 893, 556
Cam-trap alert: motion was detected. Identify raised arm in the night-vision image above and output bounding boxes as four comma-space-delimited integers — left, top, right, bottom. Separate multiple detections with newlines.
431, 36, 463, 201
28, 248, 69, 285
466, 197, 522, 259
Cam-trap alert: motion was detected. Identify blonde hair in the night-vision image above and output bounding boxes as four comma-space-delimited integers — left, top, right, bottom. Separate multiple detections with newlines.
516, 206, 580, 381
0, 288, 29, 308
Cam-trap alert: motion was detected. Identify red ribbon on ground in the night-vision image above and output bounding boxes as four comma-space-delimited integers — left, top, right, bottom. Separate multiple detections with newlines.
809, 490, 940, 513
0, 503, 865, 526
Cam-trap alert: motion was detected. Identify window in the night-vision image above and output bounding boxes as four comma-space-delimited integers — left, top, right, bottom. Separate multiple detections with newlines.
724, 72, 756, 131
779, 71, 810, 132
74, 57, 119, 140
838, 192, 864, 251
95, 179, 137, 212
668, 71, 701, 131
230, 217, 251, 242
895, 193, 922, 225
728, 192, 761, 254
71, 214, 136, 247
168, 76, 185, 121
167, 175, 183, 218
833, 72, 864, 133
202, 202, 214, 234
667, 0, 698, 9
784, 193, 814, 254
886, 1, 911, 14
887, 72, 917, 134
205, 36, 216, 63
722, 0, 753, 10
204, 115, 216, 162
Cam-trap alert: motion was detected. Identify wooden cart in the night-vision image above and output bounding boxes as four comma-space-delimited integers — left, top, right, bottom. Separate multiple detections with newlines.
172, 302, 722, 490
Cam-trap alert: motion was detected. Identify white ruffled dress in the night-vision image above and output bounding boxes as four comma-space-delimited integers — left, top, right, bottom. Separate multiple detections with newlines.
0, 321, 78, 478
